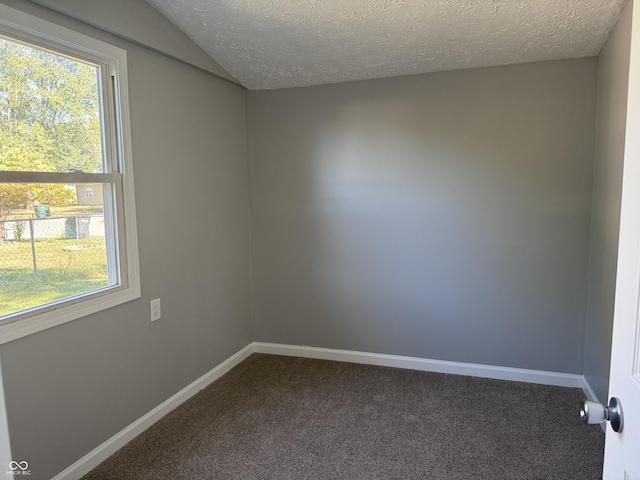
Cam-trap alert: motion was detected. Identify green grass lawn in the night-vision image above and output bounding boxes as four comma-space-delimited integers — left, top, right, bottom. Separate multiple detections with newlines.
0, 236, 109, 317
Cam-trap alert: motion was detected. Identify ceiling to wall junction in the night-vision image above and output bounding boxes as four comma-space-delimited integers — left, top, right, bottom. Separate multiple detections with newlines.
146, 0, 627, 90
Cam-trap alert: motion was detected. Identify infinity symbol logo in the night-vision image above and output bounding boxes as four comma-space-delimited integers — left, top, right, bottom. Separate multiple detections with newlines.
9, 461, 28, 470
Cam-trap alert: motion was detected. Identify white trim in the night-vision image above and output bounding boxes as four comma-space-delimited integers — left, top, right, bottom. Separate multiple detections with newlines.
114, 40, 141, 310
0, 4, 125, 62
52, 342, 599, 479
253, 342, 587, 388
52, 344, 254, 480
0, 287, 140, 345
0, 4, 140, 344
0, 359, 11, 475
581, 376, 600, 403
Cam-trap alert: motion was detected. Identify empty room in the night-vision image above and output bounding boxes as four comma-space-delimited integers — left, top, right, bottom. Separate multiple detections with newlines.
0, 0, 638, 478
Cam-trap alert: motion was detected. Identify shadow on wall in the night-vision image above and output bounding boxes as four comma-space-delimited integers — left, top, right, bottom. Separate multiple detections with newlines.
249, 61, 596, 372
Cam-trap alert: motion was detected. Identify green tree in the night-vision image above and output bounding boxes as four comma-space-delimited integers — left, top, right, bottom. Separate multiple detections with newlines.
0, 147, 77, 212
0, 148, 76, 212
0, 36, 97, 239
0, 38, 102, 173
0, 147, 76, 239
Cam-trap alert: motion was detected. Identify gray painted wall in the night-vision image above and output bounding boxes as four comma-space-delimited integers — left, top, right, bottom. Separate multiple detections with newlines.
28, 0, 238, 83
0, 1, 620, 476
0, 1, 252, 479
247, 59, 598, 374
584, 0, 633, 404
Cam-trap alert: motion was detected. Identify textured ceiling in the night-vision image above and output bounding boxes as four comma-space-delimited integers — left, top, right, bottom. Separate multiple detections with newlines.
145, 0, 627, 90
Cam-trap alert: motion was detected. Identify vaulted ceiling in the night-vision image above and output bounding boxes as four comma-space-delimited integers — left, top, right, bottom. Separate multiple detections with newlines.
145, 0, 628, 90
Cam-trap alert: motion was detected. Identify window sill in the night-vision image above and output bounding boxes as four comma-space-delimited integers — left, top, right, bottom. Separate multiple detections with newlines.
0, 283, 140, 344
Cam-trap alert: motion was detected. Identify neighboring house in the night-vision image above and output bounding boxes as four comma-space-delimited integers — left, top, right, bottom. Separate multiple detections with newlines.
75, 183, 103, 206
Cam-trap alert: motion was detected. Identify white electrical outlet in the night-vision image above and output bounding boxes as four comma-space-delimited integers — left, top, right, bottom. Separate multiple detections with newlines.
150, 298, 161, 322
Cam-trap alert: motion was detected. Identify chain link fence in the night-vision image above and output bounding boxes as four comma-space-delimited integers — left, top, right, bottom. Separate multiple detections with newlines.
0, 215, 110, 317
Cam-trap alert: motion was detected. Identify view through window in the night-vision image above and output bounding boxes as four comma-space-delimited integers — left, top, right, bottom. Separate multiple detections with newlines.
0, 34, 119, 319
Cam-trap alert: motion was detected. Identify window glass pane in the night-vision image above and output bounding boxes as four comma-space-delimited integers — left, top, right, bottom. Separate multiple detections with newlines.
0, 6, 139, 340
0, 183, 113, 318
0, 36, 104, 173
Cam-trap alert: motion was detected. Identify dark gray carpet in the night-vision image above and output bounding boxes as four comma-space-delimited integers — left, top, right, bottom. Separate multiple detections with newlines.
83, 354, 605, 479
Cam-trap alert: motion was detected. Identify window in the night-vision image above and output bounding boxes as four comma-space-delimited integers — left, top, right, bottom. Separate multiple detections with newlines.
0, 5, 139, 343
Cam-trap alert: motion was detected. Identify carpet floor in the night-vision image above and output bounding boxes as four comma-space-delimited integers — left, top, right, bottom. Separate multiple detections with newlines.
83, 354, 605, 479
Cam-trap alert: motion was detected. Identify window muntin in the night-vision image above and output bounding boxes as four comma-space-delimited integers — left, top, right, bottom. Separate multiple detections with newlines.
0, 4, 139, 342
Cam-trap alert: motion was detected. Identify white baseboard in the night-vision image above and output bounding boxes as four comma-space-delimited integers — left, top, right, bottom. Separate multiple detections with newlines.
580, 376, 600, 403
54, 341, 596, 479
253, 342, 587, 389
52, 343, 254, 480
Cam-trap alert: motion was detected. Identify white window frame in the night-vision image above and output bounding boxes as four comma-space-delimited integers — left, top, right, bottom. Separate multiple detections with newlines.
0, 5, 140, 344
